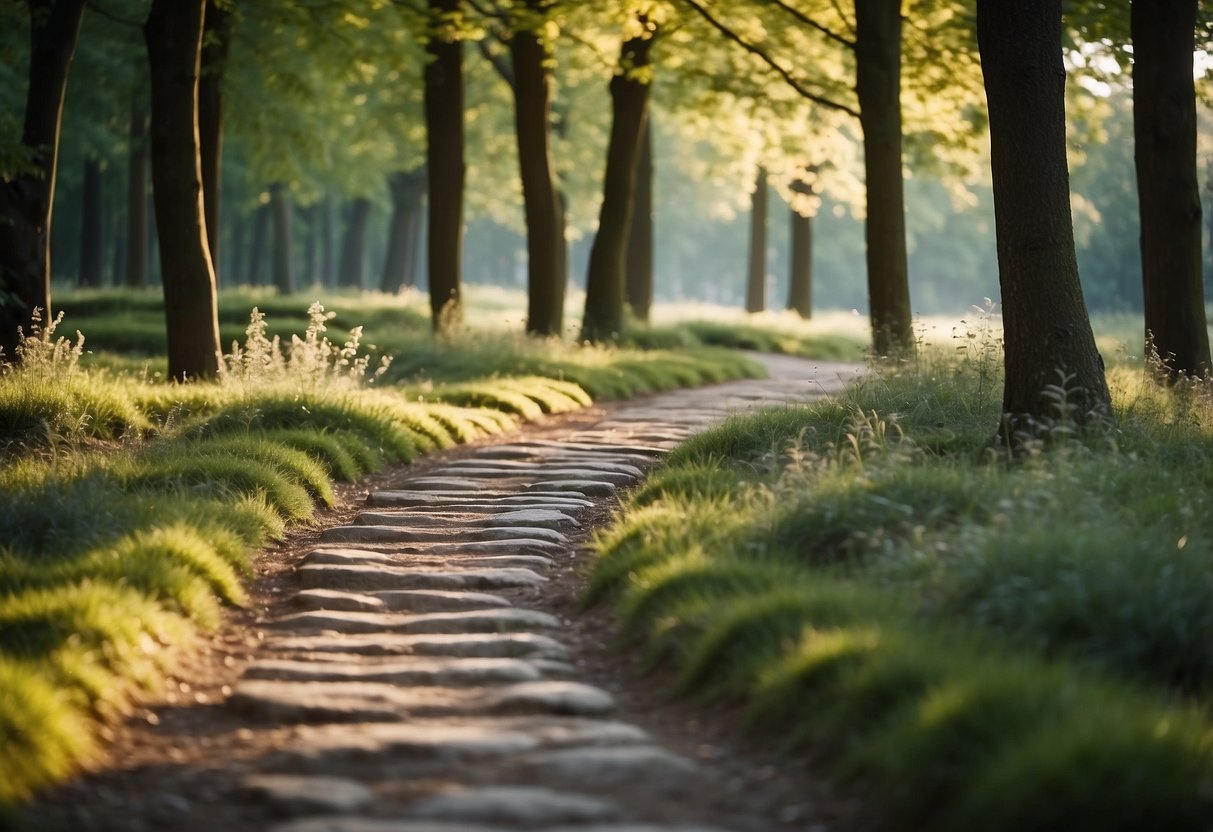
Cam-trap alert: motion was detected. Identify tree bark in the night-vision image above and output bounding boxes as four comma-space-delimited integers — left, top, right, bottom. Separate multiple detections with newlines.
381, 169, 427, 294
0, 0, 87, 360
425, 0, 465, 330
580, 20, 655, 343
978, 0, 1110, 437
145, 0, 222, 381
625, 117, 654, 322
788, 180, 813, 319
199, 0, 233, 285
509, 0, 564, 336
1132, 0, 1209, 379
321, 193, 337, 287
228, 208, 245, 285
746, 167, 768, 314
855, 0, 913, 357
79, 156, 104, 288
339, 197, 371, 289
269, 181, 296, 294
246, 201, 270, 286
125, 85, 150, 288
301, 204, 317, 287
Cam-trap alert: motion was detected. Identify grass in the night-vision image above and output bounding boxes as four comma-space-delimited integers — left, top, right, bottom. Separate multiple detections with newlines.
0, 287, 827, 812
589, 331, 1213, 829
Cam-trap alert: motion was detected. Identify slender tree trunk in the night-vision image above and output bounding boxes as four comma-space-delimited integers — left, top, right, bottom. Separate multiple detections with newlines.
855, 0, 913, 357
246, 201, 270, 286
425, 0, 465, 330
746, 166, 768, 314
788, 180, 813, 319
301, 204, 317, 287
339, 197, 371, 289
79, 156, 104, 287
228, 208, 245, 285
125, 84, 150, 288
556, 189, 569, 306
509, 0, 564, 336
978, 0, 1110, 438
145, 0, 222, 381
625, 117, 654, 321
111, 233, 126, 287
1132, 0, 1209, 379
581, 19, 655, 343
269, 181, 296, 294
198, 0, 232, 286
0, 0, 87, 359
381, 169, 427, 293
321, 194, 337, 287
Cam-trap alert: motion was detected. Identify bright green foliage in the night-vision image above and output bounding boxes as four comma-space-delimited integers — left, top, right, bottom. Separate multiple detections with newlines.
591, 344, 1213, 828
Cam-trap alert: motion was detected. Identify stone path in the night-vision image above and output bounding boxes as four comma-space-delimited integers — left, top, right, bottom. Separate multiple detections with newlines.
50, 356, 863, 832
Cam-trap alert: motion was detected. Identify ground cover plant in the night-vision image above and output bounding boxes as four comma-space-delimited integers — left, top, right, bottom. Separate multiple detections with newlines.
0, 289, 801, 812
589, 321, 1213, 830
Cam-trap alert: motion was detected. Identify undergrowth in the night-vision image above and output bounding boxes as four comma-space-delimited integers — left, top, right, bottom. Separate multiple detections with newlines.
590, 320, 1213, 830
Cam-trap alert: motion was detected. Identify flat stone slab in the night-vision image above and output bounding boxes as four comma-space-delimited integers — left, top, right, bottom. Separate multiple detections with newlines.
366, 491, 592, 508
517, 746, 696, 787
299, 564, 547, 592
271, 819, 503, 832
319, 526, 569, 554
371, 589, 512, 612
263, 633, 570, 661
339, 521, 570, 546
407, 786, 619, 825
242, 656, 556, 686
294, 589, 387, 614
229, 679, 615, 723
442, 460, 644, 478
400, 477, 521, 491
266, 607, 560, 635
527, 479, 617, 497
482, 509, 580, 530
304, 548, 554, 572
516, 469, 638, 486
239, 774, 373, 814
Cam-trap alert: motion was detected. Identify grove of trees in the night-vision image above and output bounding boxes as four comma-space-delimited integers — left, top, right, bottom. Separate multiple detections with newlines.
1, 0, 1212, 424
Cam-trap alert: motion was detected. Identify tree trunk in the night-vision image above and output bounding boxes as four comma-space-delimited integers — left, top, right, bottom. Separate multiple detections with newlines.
111, 233, 126, 287
581, 20, 655, 343
270, 181, 296, 294
145, 0, 222, 381
788, 180, 813, 319
625, 117, 654, 322
509, 0, 564, 336
79, 156, 104, 288
126, 86, 150, 289
246, 201, 270, 286
556, 189, 569, 304
855, 0, 913, 357
339, 197, 371, 289
0, 0, 87, 360
977, 0, 1111, 437
425, 0, 465, 330
746, 166, 768, 314
1132, 0, 1209, 379
228, 208, 245, 285
381, 169, 427, 293
199, 0, 233, 285
321, 193, 337, 287
301, 204, 317, 287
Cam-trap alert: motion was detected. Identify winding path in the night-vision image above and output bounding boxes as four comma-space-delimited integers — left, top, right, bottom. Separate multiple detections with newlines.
43, 356, 862, 832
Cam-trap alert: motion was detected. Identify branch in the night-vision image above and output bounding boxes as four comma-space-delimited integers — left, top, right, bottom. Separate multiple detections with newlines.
476, 35, 516, 90
464, 0, 508, 23
677, 0, 858, 118
829, 0, 855, 37
86, 0, 141, 28
765, 0, 855, 49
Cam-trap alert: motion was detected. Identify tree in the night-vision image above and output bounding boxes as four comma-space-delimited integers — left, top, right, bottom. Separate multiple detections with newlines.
977, 0, 1110, 437
78, 155, 104, 287
380, 169, 426, 293
339, 197, 372, 288
425, 0, 466, 330
199, 0, 233, 283
0, 0, 88, 361
145, 0, 222, 381
269, 181, 296, 294
581, 14, 655, 343
125, 80, 150, 288
745, 166, 768, 313
787, 174, 814, 318
1132, 0, 1210, 378
625, 116, 654, 321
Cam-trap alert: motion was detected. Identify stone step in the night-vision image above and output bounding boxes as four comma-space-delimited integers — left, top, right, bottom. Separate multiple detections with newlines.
304, 547, 554, 572
242, 656, 572, 686
295, 587, 515, 615
262, 632, 570, 661
266, 607, 560, 636
298, 563, 547, 591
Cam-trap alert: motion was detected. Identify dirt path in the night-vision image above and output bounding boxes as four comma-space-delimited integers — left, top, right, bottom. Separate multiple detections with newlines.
30, 357, 864, 832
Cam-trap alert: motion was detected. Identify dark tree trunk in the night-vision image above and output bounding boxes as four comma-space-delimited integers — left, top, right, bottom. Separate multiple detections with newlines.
625, 117, 654, 322
301, 204, 317, 287
510, 0, 564, 336
126, 86, 150, 289
978, 0, 1111, 437
381, 169, 427, 293
788, 181, 813, 319
855, 0, 913, 357
145, 0, 222, 381
111, 233, 126, 287
269, 181, 296, 294
199, 0, 232, 285
339, 197, 371, 289
581, 20, 655, 343
246, 201, 270, 286
227, 208, 245, 285
425, 0, 465, 330
0, 0, 87, 360
555, 189, 569, 302
1132, 0, 1209, 379
321, 194, 337, 287
746, 167, 768, 314
79, 156, 104, 287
